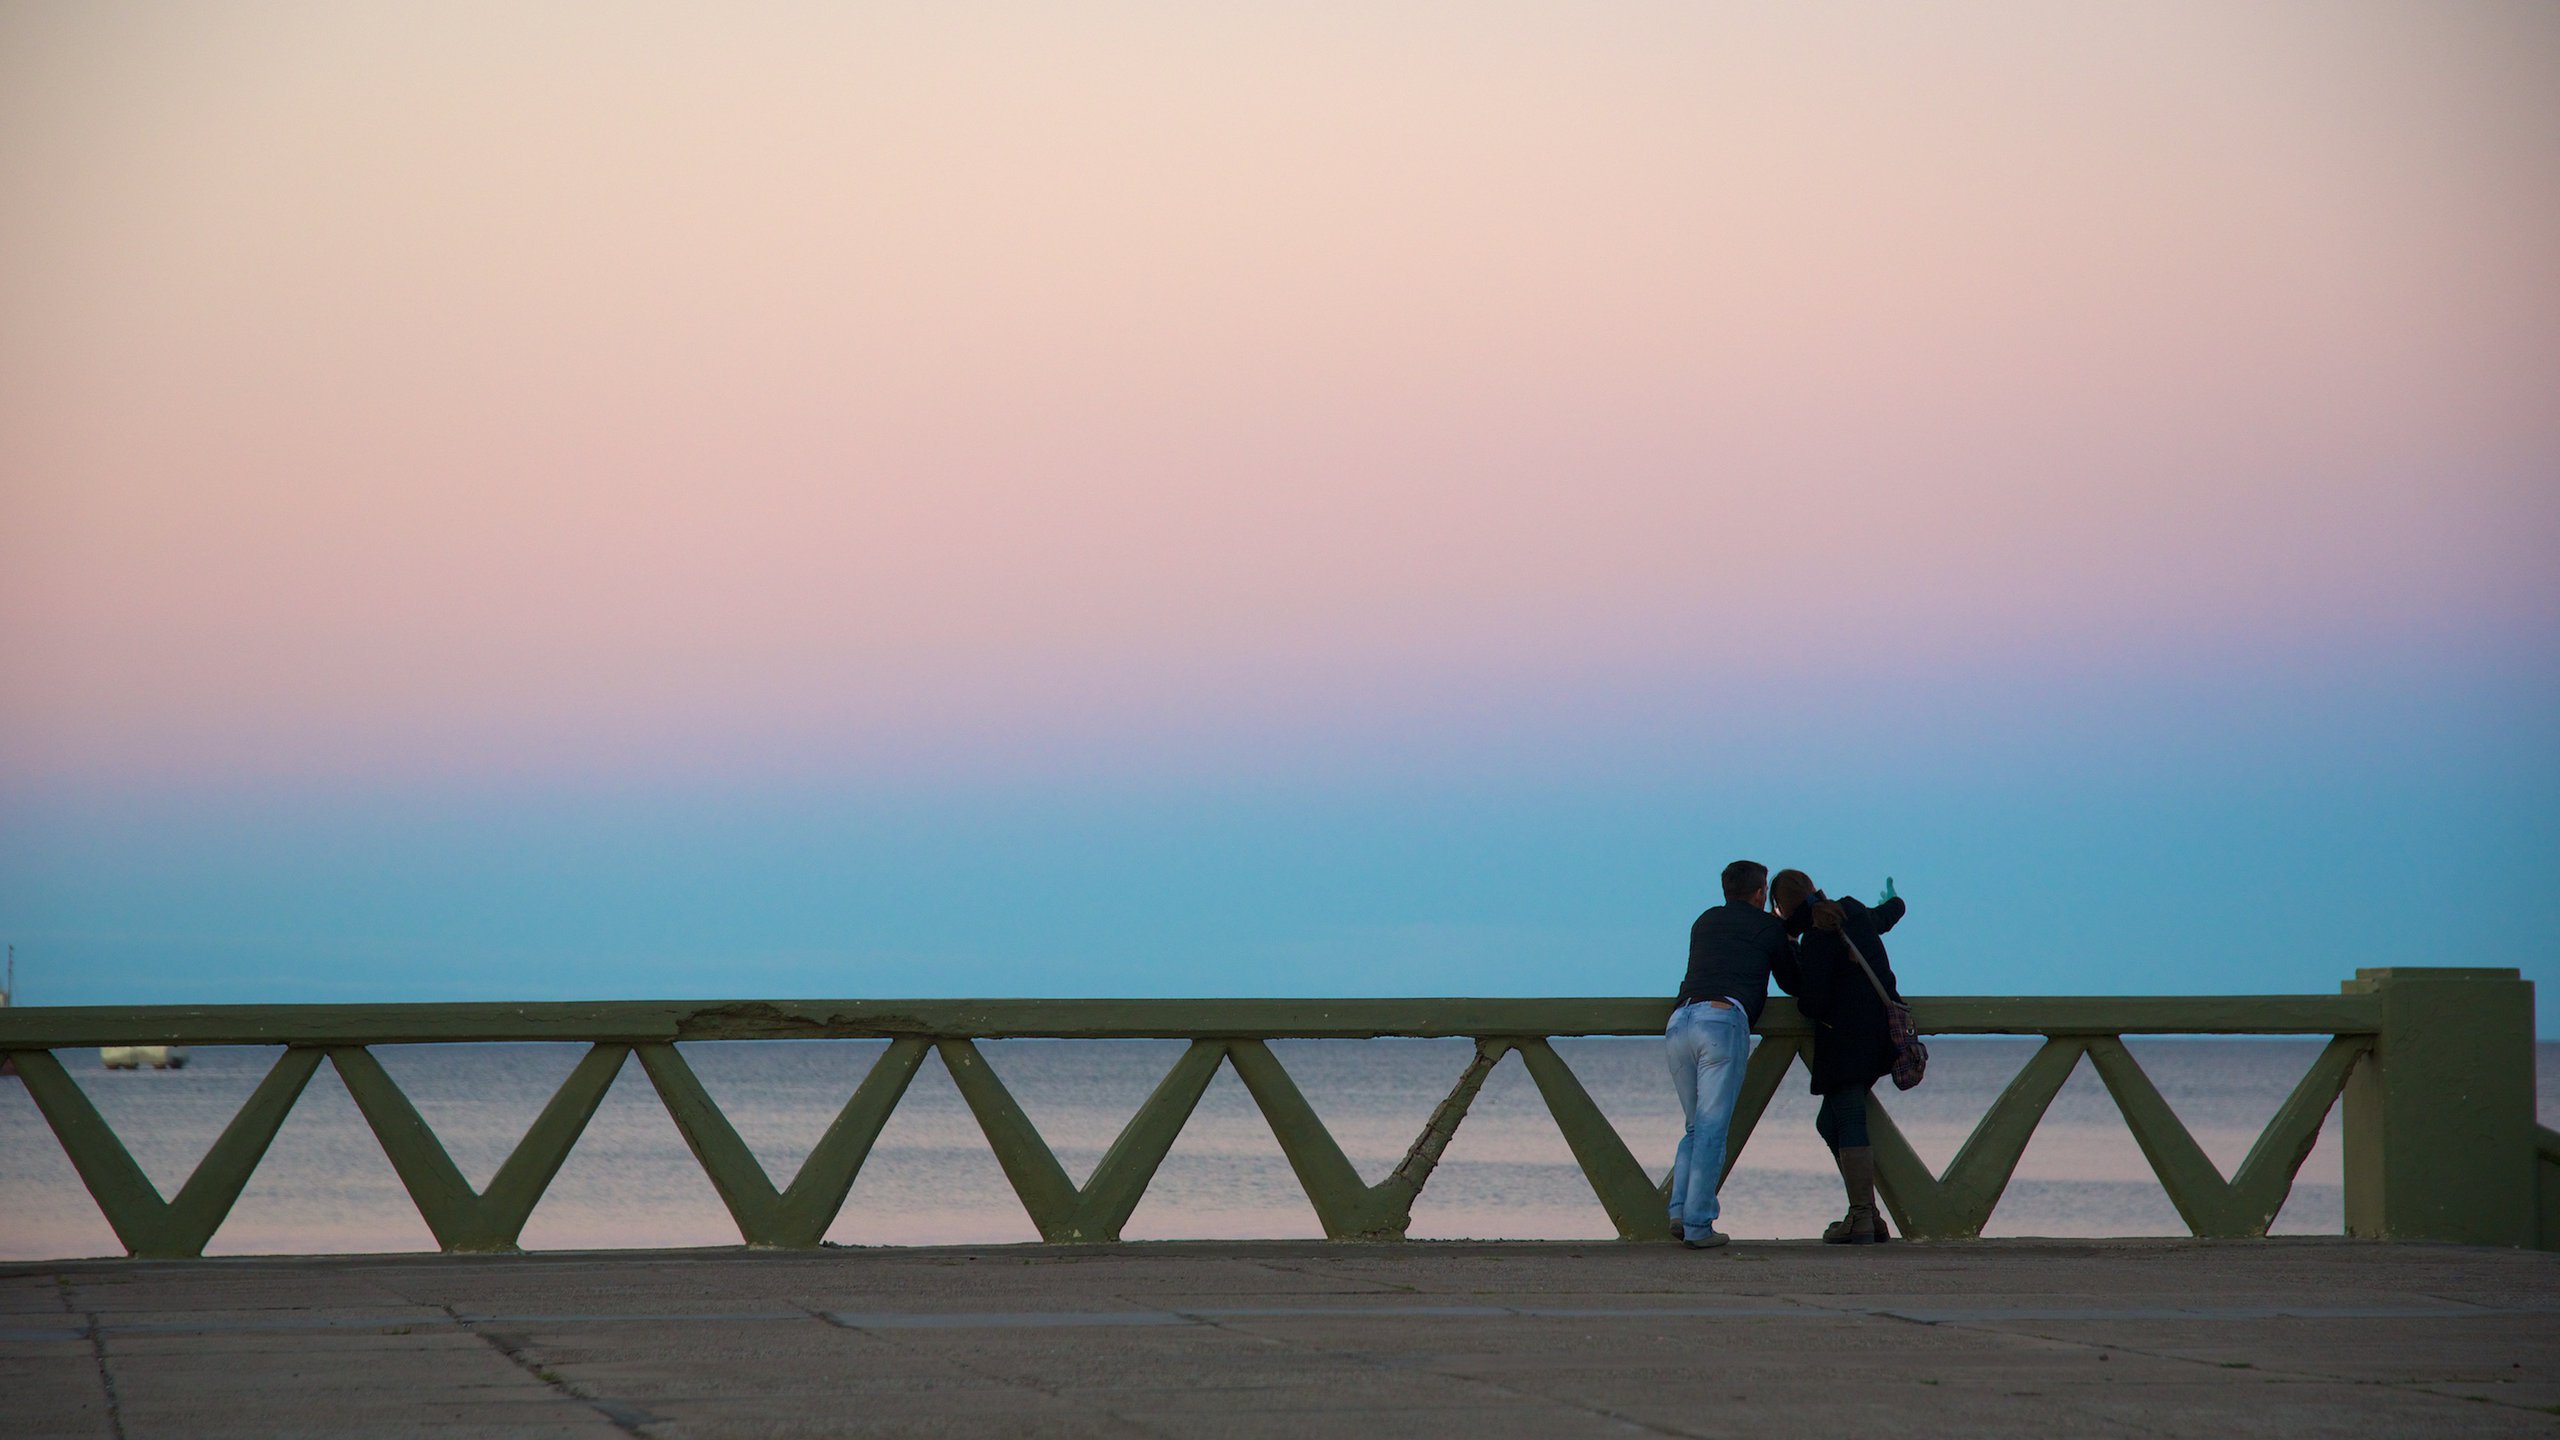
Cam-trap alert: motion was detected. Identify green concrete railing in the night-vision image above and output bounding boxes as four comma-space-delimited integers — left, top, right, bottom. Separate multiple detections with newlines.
0, 967, 2546, 1257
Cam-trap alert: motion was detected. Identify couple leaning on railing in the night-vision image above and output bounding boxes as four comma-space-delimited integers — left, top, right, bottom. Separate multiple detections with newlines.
1671, 859, 1920, 1249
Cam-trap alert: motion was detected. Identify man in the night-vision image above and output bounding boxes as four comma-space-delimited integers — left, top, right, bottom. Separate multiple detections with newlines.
1666, 859, 1796, 1247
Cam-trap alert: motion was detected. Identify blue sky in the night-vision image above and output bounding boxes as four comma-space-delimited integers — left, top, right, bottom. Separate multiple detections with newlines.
7, 645, 2553, 1031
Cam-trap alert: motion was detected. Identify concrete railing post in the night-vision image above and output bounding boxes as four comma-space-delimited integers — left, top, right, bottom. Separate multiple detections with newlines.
2341, 967, 2538, 1247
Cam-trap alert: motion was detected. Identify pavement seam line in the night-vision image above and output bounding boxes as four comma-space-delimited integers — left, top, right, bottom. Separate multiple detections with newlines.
1778, 1291, 2385, 1423
823, 1311, 1150, 1435
1916, 1313, 2560, 1423
84, 1312, 127, 1440
1180, 1306, 1705, 1439
23, 1298, 2557, 1340
1815, 1317, 2294, 1440
2387, 1379, 2560, 1419
1242, 1257, 1407, 1295
444, 1302, 654, 1438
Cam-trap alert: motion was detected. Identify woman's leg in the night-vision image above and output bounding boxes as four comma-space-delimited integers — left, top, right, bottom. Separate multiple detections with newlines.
1821, 1088, 1881, 1243
1821, 1087, 1869, 1151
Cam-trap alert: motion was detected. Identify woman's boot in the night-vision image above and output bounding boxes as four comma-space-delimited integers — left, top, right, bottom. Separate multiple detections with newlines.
1821, 1146, 1881, 1244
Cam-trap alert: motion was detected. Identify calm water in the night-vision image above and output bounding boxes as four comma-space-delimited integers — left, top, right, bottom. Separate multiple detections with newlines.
6, 1038, 2556, 1259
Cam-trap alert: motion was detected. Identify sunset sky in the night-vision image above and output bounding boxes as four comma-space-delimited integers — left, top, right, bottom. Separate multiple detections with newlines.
2, 1, 2554, 1026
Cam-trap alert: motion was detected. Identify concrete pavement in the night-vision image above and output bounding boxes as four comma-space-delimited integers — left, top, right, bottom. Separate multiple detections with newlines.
5, 1240, 2557, 1437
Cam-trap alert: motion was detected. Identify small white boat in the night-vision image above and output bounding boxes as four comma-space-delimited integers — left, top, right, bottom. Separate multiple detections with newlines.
101, 1046, 188, 1071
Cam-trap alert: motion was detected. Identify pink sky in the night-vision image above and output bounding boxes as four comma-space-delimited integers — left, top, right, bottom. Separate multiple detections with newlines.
3, 0, 2554, 783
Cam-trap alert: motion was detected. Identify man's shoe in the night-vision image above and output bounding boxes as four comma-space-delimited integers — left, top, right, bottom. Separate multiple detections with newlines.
1681, 1229, 1730, 1249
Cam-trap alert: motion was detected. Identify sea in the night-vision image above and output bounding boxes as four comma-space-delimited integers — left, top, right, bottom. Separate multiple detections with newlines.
6, 1038, 2557, 1260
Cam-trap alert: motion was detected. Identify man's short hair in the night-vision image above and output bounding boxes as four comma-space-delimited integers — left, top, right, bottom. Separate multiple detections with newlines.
1720, 860, 1768, 904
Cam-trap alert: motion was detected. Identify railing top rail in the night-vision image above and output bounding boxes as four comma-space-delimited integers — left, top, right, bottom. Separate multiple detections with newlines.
0, 993, 2380, 1047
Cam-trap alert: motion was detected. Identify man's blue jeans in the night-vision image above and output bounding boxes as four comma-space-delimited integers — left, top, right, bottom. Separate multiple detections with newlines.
1666, 999, 1751, 1239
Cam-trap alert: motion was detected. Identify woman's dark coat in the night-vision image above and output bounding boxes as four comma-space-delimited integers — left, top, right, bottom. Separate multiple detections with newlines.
1776, 894, 1908, 1096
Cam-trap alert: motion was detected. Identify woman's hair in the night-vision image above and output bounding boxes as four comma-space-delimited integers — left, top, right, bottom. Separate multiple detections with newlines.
1772, 868, 1844, 931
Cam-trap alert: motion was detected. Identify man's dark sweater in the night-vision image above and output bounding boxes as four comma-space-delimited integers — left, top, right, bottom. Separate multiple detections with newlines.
1679, 903, 1796, 1024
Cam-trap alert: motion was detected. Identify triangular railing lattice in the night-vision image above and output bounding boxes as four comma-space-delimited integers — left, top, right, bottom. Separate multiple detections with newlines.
3, 1022, 2375, 1254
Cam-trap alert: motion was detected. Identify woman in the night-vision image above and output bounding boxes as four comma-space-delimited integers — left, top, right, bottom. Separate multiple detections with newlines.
1771, 869, 1907, 1245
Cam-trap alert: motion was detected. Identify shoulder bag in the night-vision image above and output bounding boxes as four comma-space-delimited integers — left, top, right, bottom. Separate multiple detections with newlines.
1838, 930, 1927, 1090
